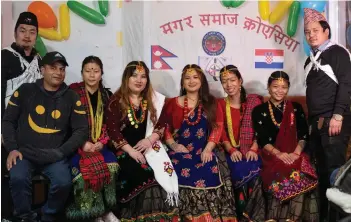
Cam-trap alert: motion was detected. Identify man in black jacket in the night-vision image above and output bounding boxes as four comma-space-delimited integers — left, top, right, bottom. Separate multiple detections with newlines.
2, 51, 88, 222
304, 8, 351, 221
1, 12, 43, 118
1, 13, 43, 220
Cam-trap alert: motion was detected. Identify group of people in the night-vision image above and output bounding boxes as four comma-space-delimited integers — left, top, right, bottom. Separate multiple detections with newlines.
1, 7, 350, 222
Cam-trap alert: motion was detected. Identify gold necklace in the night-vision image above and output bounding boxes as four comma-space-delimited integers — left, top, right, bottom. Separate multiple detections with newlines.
225, 97, 240, 148
268, 101, 285, 127
86, 89, 103, 142
127, 99, 147, 128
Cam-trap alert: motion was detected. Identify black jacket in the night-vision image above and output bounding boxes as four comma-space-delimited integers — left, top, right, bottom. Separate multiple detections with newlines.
1, 43, 42, 119
305, 44, 351, 119
2, 79, 88, 165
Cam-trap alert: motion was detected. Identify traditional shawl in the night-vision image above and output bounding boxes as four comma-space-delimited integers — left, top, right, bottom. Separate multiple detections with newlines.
70, 82, 111, 192
144, 91, 179, 206
239, 94, 263, 154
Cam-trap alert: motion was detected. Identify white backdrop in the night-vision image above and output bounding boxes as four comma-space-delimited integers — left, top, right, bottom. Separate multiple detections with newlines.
6, 1, 330, 97
137, 1, 307, 97
10, 1, 124, 91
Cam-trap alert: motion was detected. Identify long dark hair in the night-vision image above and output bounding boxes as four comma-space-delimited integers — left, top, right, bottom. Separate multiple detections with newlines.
109, 61, 157, 125
219, 65, 247, 106
180, 64, 217, 129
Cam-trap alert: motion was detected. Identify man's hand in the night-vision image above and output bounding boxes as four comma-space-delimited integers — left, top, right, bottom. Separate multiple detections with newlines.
329, 118, 342, 136
7, 150, 23, 170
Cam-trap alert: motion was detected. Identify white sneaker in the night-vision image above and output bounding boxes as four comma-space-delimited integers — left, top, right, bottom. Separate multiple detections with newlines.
94, 217, 104, 222
103, 212, 120, 222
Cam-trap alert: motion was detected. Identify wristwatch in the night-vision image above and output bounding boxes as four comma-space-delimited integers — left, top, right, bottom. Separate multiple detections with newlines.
333, 114, 343, 121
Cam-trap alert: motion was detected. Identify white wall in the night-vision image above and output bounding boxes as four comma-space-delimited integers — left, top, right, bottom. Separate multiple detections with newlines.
6, 1, 344, 97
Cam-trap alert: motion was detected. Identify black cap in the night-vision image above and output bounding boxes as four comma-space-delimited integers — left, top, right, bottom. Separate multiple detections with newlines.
15, 12, 38, 32
41, 51, 69, 67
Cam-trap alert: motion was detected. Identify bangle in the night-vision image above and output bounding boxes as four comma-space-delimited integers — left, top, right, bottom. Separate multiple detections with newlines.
229, 147, 237, 155
250, 148, 258, 154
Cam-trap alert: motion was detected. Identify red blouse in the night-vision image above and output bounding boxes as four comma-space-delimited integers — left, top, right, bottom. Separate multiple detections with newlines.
154, 97, 223, 144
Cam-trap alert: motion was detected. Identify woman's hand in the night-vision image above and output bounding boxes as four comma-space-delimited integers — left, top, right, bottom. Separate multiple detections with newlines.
94, 142, 104, 152
246, 150, 258, 162
171, 143, 189, 153
128, 149, 146, 164
288, 153, 300, 162
134, 138, 153, 153
230, 150, 242, 162
276, 152, 294, 165
83, 142, 95, 152
201, 148, 213, 163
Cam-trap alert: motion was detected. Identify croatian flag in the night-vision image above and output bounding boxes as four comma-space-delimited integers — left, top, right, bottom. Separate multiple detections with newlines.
254, 49, 284, 69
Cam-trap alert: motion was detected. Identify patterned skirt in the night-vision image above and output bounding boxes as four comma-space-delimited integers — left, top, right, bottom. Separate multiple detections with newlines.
114, 184, 178, 222
66, 147, 119, 220
225, 151, 261, 220
178, 150, 237, 222
243, 178, 319, 222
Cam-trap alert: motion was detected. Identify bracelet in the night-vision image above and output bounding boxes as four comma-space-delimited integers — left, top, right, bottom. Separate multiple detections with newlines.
229, 147, 237, 155
147, 137, 153, 146
293, 152, 300, 156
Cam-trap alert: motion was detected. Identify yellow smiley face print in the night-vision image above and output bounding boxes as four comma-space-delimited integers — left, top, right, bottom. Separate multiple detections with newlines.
28, 105, 61, 134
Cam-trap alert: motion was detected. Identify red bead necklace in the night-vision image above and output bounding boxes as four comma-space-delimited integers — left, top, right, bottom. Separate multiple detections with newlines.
183, 97, 202, 126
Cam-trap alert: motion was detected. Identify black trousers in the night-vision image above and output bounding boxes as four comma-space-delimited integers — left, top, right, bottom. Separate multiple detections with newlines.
309, 116, 350, 222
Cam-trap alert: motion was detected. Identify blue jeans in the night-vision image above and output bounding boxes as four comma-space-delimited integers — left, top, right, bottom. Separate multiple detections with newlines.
9, 158, 71, 222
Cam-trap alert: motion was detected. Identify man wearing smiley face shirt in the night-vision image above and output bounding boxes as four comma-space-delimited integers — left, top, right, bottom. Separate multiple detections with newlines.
2, 52, 88, 222
304, 8, 351, 221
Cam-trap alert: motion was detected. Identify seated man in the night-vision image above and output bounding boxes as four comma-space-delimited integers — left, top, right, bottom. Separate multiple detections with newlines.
2, 51, 88, 222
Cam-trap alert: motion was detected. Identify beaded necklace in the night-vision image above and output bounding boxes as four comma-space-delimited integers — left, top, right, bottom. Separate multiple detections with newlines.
268, 100, 286, 127
127, 98, 147, 129
183, 97, 202, 126
86, 89, 103, 143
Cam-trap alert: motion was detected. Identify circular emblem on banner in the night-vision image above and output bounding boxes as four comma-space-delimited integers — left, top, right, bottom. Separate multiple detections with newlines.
202, 31, 226, 56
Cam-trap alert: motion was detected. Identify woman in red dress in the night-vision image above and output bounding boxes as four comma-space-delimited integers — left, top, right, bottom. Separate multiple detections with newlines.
154, 64, 237, 222
217, 65, 262, 220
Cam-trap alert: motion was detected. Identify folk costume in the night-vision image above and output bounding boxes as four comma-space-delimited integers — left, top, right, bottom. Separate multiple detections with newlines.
106, 64, 178, 222
154, 73, 237, 221
66, 82, 119, 220
218, 91, 262, 219
244, 75, 319, 222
